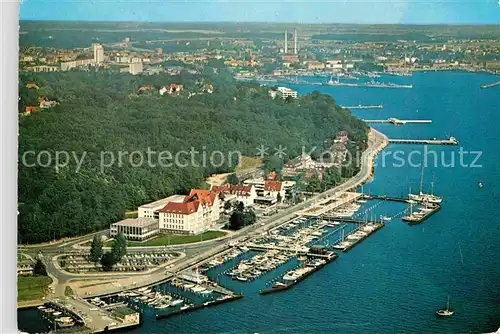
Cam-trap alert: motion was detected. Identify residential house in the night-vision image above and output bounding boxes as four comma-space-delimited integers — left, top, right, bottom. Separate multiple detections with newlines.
24, 106, 40, 116
25, 83, 39, 90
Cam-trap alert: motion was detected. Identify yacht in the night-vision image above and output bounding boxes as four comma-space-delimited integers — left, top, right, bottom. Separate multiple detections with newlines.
55, 317, 75, 328
436, 297, 454, 317
273, 281, 287, 288
171, 299, 184, 306
409, 168, 442, 204
478, 182, 483, 188
236, 275, 248, 282
380, 215, 391, 221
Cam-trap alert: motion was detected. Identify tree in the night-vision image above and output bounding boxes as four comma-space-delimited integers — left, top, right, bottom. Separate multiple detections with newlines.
224, 200, 232, 211
33, 259, 47, 276
227, 174, 239, 185
277, 192, 283, 203
100, 252, 117, 271
111, 232, 127, 261
235, 201, 244, 212
229, 210, 246, 230
89, 234, 103, 263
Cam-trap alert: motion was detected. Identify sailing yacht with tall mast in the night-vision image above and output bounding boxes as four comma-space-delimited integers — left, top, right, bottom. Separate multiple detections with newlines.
436, 296, 454, 317
408, 166, 442, 204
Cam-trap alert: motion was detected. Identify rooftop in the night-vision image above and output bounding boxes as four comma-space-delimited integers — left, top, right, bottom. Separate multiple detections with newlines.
111, 217, 158, 228
139, 195, 185, 209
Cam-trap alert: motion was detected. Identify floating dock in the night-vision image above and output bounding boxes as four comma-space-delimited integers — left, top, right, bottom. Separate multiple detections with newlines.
155, 294, 243, 320
363, 118, 432, 125
341, 222, 385, 252
403, 204, 441, 225
388, 137, 458, 145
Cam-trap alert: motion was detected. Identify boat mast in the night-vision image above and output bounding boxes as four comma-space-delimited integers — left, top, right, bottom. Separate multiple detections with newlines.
419, 165, 425, 195
446, 296, 450, 310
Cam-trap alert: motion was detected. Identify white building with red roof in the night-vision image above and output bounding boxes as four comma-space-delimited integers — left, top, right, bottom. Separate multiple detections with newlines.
158, 189, 220, 235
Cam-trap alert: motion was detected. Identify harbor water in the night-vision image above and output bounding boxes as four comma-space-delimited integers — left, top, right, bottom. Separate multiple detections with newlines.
18, 72, 500, 333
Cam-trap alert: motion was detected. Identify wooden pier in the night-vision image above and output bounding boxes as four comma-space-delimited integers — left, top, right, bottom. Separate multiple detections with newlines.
388, 137, 458, 145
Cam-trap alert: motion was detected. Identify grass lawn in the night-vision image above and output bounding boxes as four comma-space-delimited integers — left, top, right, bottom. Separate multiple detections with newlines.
235, 156, 262, 172
127, 230, 227, 247
17, 276, 52, 302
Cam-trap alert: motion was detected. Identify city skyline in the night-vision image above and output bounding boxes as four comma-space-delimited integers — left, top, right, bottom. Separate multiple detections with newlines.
20, 0, 500, 25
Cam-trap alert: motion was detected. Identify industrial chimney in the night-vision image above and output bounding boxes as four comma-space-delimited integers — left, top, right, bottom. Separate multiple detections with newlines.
284, 29, 288, 54
294, 28, 297, 54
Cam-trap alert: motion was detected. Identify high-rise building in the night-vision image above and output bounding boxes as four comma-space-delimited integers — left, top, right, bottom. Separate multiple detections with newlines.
129, 61, 143, 75
284, 29, 288, 54
93, 43, 104, 65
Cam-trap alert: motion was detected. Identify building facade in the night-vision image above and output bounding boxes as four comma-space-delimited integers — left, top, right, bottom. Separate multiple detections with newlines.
110, 218, 160, 241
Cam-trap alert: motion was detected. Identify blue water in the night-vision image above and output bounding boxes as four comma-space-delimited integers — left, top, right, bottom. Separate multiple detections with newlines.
19, 72, 500, 333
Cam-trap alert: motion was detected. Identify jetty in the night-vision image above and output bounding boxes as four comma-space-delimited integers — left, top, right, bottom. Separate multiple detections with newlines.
363, 118, 432, 125
341, 104, 383, 109
259, 252, 338, 295
480, 81, 500, 89
388, 137, 458, 145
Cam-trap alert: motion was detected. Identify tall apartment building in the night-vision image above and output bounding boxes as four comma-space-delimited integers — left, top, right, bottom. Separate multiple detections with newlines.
93, 43, 104, 65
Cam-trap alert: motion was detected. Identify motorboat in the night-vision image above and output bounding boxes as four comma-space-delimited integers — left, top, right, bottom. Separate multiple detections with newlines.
380, 215, 391, 221
171, 299, 184, 306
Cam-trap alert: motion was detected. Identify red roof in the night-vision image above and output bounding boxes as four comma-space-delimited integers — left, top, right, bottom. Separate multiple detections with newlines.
159, 201, 199, 215
170, 84, 184, 89
264, 180, 282, 192
229, 185, 253, 196
267, 171, 278, 180
188, 189, 217, 206
25, 106, 40, 113
211, 184, 230, 193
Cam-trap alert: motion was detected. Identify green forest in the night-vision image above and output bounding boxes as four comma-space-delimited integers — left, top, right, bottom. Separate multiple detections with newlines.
18, 66, 368, 244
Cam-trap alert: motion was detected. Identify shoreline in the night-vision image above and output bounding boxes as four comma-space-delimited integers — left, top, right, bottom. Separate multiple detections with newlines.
17, 127, 389, 301
55, 127, 389, 298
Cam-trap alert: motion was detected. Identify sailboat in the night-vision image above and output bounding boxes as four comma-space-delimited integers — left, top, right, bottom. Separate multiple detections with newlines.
408, 167, 442, 204
436, 296, 454, 317
402, 196, 422, 224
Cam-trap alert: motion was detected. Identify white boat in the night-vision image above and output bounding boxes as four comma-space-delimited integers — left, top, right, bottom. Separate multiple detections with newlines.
436, 296, 454, 317
155, 304, 171, 309
200, 289, 213, 294
409, 168, 442, 204
171, 299, 184, 306
180, 304, 193, 310
191, 285, 206, 293
55, 317, 75, 328
380, 215, 392, 221
236, 275, 248, 282
53, 311, 62, 316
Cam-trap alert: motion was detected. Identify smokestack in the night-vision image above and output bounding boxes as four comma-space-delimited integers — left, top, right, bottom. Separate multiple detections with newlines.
284, 29, 288, 54
294, 28, 297, 54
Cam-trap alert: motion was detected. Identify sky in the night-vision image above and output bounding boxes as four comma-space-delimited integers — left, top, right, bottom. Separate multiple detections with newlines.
19, 0, 500, 24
